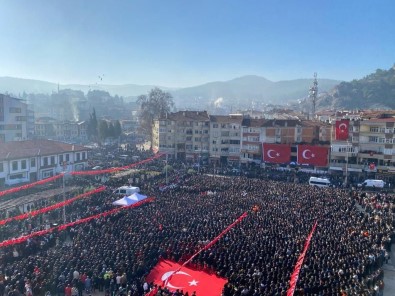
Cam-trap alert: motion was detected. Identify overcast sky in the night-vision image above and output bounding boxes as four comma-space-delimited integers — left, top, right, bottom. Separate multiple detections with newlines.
0, 0, 394, 87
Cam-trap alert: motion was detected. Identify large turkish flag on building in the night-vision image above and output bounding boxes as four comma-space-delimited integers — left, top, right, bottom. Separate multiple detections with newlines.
297, 145, 329, 166
335, 119, 349, 141
146, 259, 227, 296
262, 143, 291, 163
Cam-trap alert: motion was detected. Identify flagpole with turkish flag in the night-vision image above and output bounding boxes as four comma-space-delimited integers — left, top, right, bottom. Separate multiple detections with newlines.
262, 143, 291, 164
145, 212, 248, 295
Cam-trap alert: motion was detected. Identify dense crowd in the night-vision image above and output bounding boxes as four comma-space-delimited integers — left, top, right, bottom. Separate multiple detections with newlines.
0, 153, 393, 296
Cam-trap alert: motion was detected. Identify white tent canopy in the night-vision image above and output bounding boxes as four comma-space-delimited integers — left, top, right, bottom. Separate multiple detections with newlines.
112, 192, 148, 206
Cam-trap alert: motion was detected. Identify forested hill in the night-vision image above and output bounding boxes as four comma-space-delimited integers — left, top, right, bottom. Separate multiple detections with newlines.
320, 65, 395, 110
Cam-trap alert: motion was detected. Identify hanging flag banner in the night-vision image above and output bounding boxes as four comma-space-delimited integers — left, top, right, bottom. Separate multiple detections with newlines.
0, 153, 164, 198
335, 119, 349, 141
0, 174, 63, 198
262, 143, 291, 164
297, 145, 329, 167
146, 260, 227, 296
0, 197, 154, 248
71, 153, 164, 176
0, 186, 106, 226
287, 221, 318, 296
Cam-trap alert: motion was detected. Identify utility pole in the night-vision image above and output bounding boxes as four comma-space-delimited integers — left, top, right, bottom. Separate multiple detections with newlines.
309, 73, 318, 119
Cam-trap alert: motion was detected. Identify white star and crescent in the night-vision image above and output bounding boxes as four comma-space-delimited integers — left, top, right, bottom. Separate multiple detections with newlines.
161, 271, 191, 289
188, 279, 199, 286
267, 149, 280, 159
302, 149, 315, 159
338, 123, 347, 133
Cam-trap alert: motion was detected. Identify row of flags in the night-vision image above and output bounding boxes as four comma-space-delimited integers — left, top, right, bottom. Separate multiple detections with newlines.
263, 144, 329, 166
261, 120, 351, 167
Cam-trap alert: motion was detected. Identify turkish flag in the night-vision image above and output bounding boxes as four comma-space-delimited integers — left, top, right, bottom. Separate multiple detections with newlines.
262, 144, 291, 163
146, 259, 227, 296
335, 119, 349, 141
297, 145, 329, 166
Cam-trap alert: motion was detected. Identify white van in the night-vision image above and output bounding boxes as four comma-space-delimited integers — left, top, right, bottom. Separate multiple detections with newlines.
357, 179, 385, 188
308, 177, 332, 188
113, 186, 140, 195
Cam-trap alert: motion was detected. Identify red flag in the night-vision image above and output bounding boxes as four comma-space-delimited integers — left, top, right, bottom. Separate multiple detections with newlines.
369, 163, 376, 170
335, 119, 349, 141
297, 145, 329, 166
262, 144, 291, 163
146, 259, 227, 296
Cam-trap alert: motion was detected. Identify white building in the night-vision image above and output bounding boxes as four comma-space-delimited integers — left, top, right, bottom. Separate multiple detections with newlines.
0, 94, 30, 142
0, 139, 89, 187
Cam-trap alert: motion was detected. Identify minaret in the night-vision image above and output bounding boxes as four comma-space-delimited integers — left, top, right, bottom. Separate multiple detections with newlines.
309, 73, 318, 118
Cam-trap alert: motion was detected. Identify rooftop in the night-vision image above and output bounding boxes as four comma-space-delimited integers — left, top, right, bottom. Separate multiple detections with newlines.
0, 139, 88, 161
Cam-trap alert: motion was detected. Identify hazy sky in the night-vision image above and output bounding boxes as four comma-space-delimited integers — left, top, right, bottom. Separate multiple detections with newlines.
0, 0, 394, 87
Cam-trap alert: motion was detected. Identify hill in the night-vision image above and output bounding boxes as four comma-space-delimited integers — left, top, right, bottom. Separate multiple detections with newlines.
316, 65, 395, 110
0, 75, 340, 108
171, 76, 340, 108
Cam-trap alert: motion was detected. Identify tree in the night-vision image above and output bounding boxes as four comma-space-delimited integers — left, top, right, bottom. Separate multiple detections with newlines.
87, 108, 98, 141
108, 122, 115, 138
137, 88, 174, 148
114, 120, 122, 137
98, 120, 109, 141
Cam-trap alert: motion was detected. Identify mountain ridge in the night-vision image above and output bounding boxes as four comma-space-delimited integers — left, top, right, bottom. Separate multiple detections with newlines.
0, 75, 341, 108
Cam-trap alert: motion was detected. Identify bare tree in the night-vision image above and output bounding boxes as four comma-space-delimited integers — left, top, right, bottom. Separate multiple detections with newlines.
137, 88, 174, 148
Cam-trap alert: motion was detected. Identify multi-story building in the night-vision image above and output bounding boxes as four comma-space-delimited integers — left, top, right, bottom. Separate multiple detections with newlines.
152, 111, 210, 161
330, 116, 395, 184
240, 119, 331, 165
0, 139, 89, 187
0, 94, 30, 142
240, 118, 266, 164
209, 114, 243, 165
35, 118, 88, 143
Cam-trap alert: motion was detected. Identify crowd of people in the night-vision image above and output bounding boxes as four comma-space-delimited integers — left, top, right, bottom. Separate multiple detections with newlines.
0, 150, 393, 296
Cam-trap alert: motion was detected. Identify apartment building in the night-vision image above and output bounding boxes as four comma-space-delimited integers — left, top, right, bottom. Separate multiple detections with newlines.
0, 139, 89, 187
35, 118, 88, 143
330, 117, 395, 182
0, 94, 30, 142
209, 114, 243, 164
240, 119, 330, 165
152, 111, 210, 161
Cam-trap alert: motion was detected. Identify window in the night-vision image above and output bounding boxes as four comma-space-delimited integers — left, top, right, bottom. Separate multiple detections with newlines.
42, 170, 53, 178
31, 158, 36, 167
213, 124, 218, 128
12, 161, 18, 171
82, 152, 86, 159
9, 173, 24, 180
370, 127, 379, 133
0, 162, 3, 172
44, 157, 48, 166
15, 116, 26, 121
65, 154, 70, 161
51, 156, 55, 164
368, 136, 378, 143
230, 139, 240, 145
21, 160, 26, 169
9, 107, 22, 113
59, 155, 63, 163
